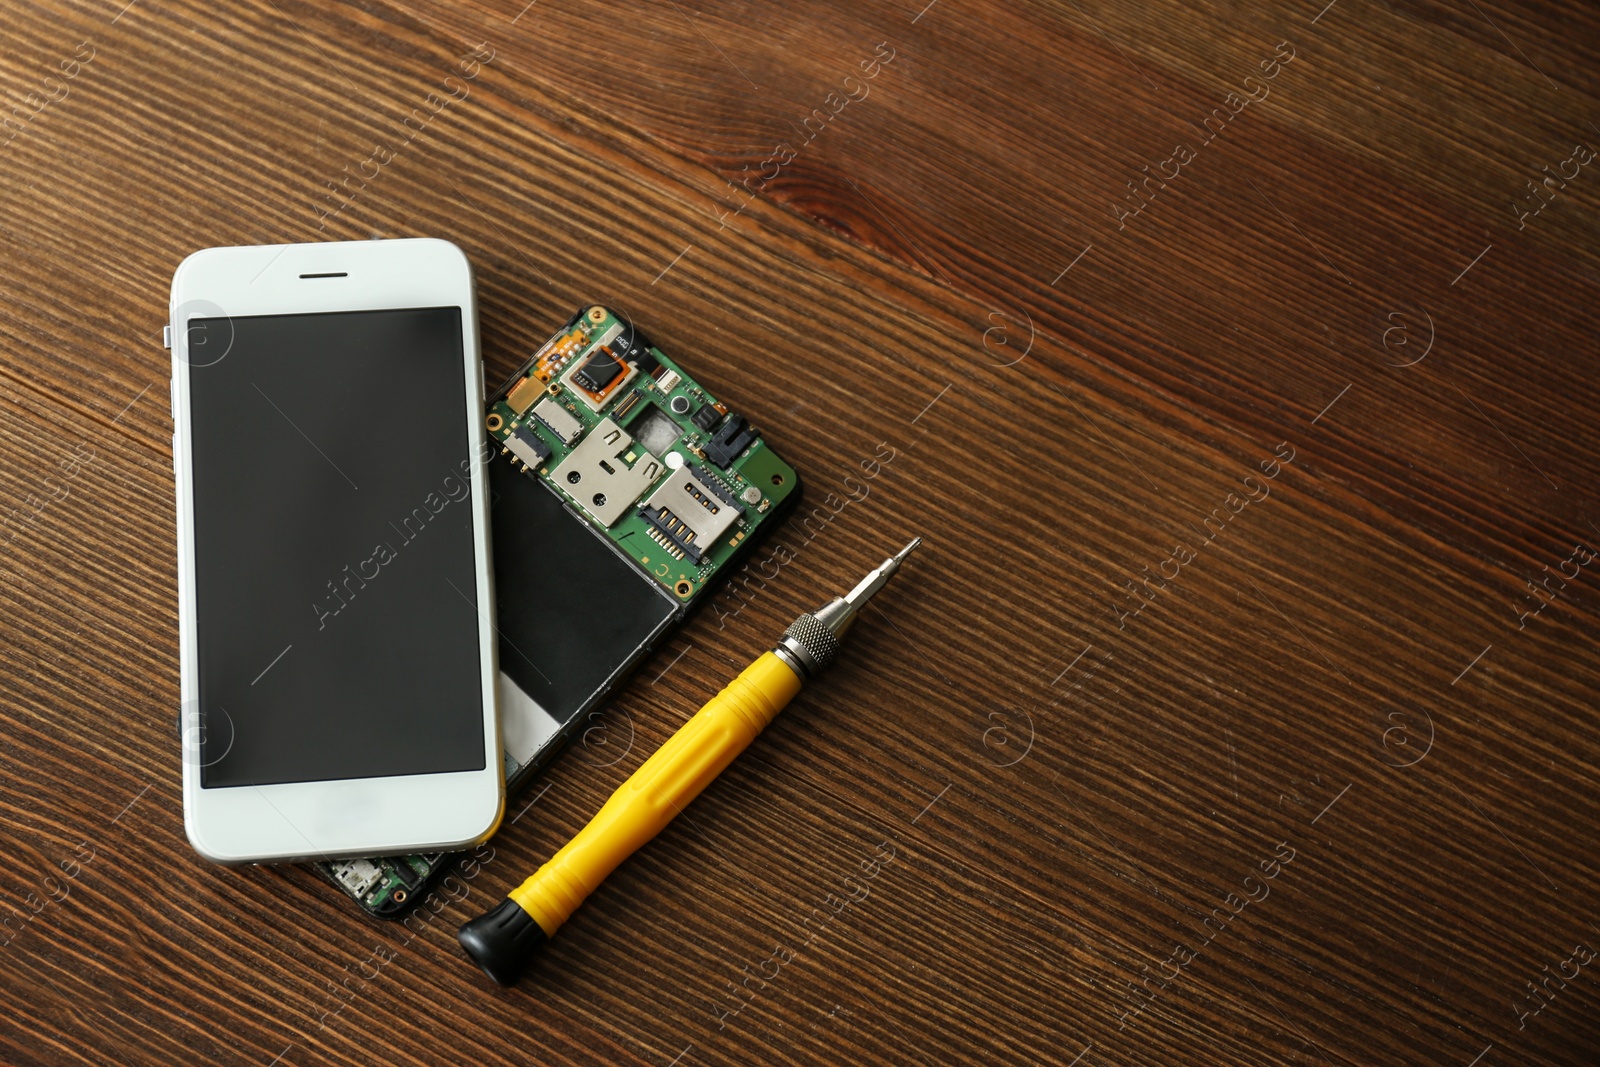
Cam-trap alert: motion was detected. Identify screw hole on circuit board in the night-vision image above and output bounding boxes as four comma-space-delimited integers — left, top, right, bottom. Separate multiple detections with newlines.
593, 493, 607, 507
485, 413, 503, 432
586, 306, 607, 325
674, 579, 693, 598
392, 889, 408, 904
770, 473, 784, 485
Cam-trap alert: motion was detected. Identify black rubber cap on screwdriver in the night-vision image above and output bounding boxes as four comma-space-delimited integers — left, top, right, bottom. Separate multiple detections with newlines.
458, 897, 548, 986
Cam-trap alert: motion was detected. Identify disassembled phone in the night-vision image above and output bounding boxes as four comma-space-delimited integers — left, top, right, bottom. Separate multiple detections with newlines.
318, 305, 799, 915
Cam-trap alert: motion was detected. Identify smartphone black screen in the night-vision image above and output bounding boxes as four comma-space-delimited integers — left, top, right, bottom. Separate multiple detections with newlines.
186, 307, 486, 787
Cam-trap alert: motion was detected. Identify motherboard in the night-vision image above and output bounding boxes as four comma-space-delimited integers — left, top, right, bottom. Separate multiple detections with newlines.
317, 305, 797, 917
487, 304, 796, 598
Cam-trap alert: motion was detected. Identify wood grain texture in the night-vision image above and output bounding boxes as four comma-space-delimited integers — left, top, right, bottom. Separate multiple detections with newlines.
2, 0, 1598, 1063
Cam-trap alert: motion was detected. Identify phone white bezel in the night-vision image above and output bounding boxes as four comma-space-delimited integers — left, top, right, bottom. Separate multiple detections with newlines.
170, 238, 503, 864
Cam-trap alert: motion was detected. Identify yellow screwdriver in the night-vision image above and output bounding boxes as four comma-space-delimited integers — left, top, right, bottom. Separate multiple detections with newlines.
458, 537, 922, 985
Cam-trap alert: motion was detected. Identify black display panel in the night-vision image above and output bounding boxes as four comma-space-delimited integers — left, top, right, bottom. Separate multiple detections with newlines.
188, 307, 486, 787
487, 456, 678, 726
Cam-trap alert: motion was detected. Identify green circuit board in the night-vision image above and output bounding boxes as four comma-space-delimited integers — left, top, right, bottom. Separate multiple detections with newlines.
323, 852, 442, 914
486, 305, 797, 599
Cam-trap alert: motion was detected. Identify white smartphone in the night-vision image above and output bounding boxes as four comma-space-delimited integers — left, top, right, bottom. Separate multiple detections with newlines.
169, 238, 503, 864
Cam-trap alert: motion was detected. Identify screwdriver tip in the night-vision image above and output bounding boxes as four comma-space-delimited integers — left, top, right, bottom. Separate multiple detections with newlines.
893, 537, 922, 564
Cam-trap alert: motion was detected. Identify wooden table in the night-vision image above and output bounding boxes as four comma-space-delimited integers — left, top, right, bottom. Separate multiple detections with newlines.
3, 1, 1598, 1063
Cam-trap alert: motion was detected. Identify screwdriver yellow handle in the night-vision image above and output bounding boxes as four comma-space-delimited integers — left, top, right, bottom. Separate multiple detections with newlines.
509, 651, 803, 936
